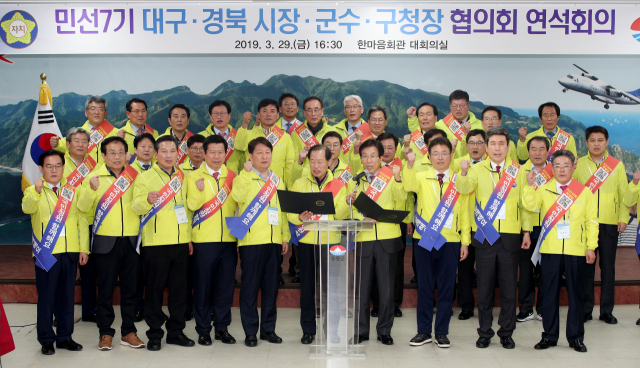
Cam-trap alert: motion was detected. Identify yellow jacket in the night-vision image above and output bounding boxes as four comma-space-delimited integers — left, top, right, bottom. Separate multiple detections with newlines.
290, 121, 337, 154
332, 118, 367, 139
132, 165, 191, 246
199, 125, 245, 174
290, 158, 350, 185
77, 165, 140, 237
187, 164, 238, 243
54, 120, 118, 167
521, 160, 547, 229
522, 179, 599, 255
234, 124, 296, 189
63, 153, 99, 226
120, 120, 159, 154
347, 136, 403, 174
624, 181, 640, 208
452, 155, 486, 232
403, 166, 470, 245
573, 152, 629, 225
130, 159, 153, 175
456, 157, 528, 234
22, 178, 90, 254
517, 126, 578, 162
287, 171, 347, 245
409, 112, 483, 158
231, 169, 291, 246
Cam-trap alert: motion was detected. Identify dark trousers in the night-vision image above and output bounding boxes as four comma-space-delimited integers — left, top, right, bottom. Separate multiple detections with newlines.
95, 238, 138, 337
35, 253, 78, 345
412, 242, 417, 276
239, 243, 280, 336
142, 243, 189, 340
518, 228, 543, 314
298, 243, 318, 334
80, 224, 97, 317
192, 242, 237, 334
457, 243, 476, 313
541, 253, 586, 342
135, 255, 144, 312
359, 241, 398, 336
584, 223, 618, 315
475, 233, 519, 339
186, 254, 194, 313
372, 223, 406, 309
416, 242, 460, 335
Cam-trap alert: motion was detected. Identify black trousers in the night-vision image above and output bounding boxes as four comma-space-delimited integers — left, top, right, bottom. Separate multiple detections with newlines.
518, 227, 543, 314
239, 243, 280, 336
95, 238, 138, 337
584, 223, 618, 315
372, 223, 407, 309
298, 243, 318, 334
80, 224, 97, 317
192, 242, 237, 334
475, 233, 520, 339
135, 255, 144, 313
541, 253, 586, 342
35, 253, 78, 345
142, 243, 189, 340
457, 243, 476, 313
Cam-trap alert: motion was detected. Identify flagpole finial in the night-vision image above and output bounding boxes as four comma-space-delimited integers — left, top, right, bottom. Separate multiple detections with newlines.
40, 73, 46, 83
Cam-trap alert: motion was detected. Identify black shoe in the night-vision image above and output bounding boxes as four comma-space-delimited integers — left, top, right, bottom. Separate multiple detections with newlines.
534, 338, 557, 350
292, 275, 300, 283
301, 333, 315, 345
245, 334, 258, 347
166, 333, 195, 347
215, 331, 236, 344
210, 310, 216, 323
81, 314, 97, 323
198, 332, 212, 346
599, 313, 618, 324
569, 340, 587, 353
278, 276, 285, 286
394, 307, 403, 317
260, 331, 282, 344
56, 338, 83, 351
434, 335, 450, 348
476, 337, 490, 348
377, 335, 393, 345
410, 275, 417, 284
52, 317, 57, 327
584, 313, 592, 322
184, 310, 193, 321
500, 336, 515, 349
516, 311, 534, 322
636, 317, 640, 326
370, 307, 379, 317
147, 338, 161, 351
409, 333, 432, 346
458, 310, 474, 320
41, 342, 55, 355
134, 310, 144, 322
353, 335, 369, 344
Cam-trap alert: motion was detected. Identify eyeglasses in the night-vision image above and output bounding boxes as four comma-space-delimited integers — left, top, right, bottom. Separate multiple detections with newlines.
361, 155, 379, 161
430, 152, 451, 158
44, 164, 63, 171
542, 113, 557, 118
71, 139, 88, 145
451, 104, 468, 110
130, 109, 147, 114
87, 107, 105, 112
369, 118, 385, 123
282, 102, 297, 107
483, 117, 499, 122
324, 143, 340, 149
345, 105, 361, 110
211, 112, 228, 117
305, 108, 322, 114
552, 164, 572, 170
189, 147, 204, 152
107, 151, 125, 157
467, 141, 485, 147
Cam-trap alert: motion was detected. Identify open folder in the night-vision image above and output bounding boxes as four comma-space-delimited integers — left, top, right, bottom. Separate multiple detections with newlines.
277, 190, 336, 215
353, 192, 409, 224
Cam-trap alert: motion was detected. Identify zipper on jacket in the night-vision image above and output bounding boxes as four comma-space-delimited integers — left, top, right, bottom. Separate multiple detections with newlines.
217, 178, 223, 243
120, 198, 124, 237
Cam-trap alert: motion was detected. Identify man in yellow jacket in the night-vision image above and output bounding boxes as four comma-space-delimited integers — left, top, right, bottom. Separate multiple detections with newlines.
343, 139, 407, 346
199, 100, 244, 174
481, 107, 518, 163
517, 102, 578, 161
120, 98, 159, 154
406, 102, 439, 163
23, 150, 88, 355
574, 126, 629, 324
179, 134, 205, 177
186, 135, 239, 346
230, 137, 290, 347
77, 136, 145, 351
276, 93, 302, 134
159, 104, 195, 166
129, 133, 156, 174
291, 96, 337, 163
403, 137, 470, 348
522, 149, 598, 353
457, 126, 530, 350
287, 145, 347, 345
132, 135, 194, 351
332, 94, 366, 139
349, 106, 404, 173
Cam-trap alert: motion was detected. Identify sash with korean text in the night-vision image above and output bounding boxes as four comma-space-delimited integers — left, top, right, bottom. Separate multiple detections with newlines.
176, 130, 195, 165
294, 123, 320, 147
226, 172, 280, 240
65, 156, 97, 188
410, 129, 428, 155
287, 119, 304, 135
474, 163, 520, 245
547, 128, 571, 161
87, 120, 115, 153
93, 165, 140, 239
263, 125, 285, 148
224, 127, 237, 163
342, 123, 371, 154
584, 155, 620, 194
363, 165, 394, 201
420, 174, 461, 251
442, 114, 465, 141
192, 170, 237, 228
533, 163, 554, 190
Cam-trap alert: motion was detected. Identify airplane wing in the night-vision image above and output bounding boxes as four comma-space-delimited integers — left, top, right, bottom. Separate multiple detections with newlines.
592, 95, 616, 104
623, 89, 640, 103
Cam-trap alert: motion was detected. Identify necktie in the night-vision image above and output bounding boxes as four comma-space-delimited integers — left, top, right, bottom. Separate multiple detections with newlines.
368, 175, 375, 183
350, 126, 357, 133
213, 172, 220, 181
284, 123, 291, 132
472, 160, 479, 165
560, 185, 567, 193
137, 128, 144, 136
437, 173, 444, 186
142, 164, 151, 170
546, 131, 555, 141
52, 186, 58, 195
219, 132, 226, 140
495, 165, 501, 173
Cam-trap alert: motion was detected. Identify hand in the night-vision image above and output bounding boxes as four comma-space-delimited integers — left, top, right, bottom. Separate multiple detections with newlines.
281, 241, 289, 255
196, 177, 205, 192
117, 129, 126, 139
518, 127, 527, 142
322, 116, 328, 124
346, 193, 357, 205
79, 252, 88, 266
451, 139, 458, 152
392, 164, 402, 182
405, 148, 416, 168
526, 170, 536, 186
89, 176, 100, 191
147, 191, 159, 204
521, 232, 531, 249
242, 111, 252, 128
244, 160, 253, 173
255, 114, 262, 127
460, 245, 469, 261
618, 222, 627, 233
34, 178, 44, 194
406, 223, 414, 236
125, 152, 132, 163
460, 159, 470, 177
353, 139, 362, 155
462, 121, 471, 136
50, 135, 60, 148
363, 217, 377, 224
406, 106, 417, 118
586, 249, 596, 264
189, 242, 193, 256
633, 171, 640, 185
298, 211, 314, 222
403, 134, 411, 146
298, 146, 310, 165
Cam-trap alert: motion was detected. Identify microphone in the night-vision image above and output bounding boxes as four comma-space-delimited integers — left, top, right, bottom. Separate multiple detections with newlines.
349, 170, 368, 219
352, 171, 367, 182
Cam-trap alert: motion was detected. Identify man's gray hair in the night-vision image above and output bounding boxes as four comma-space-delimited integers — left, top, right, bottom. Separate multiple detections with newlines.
85, 96, 107, 110
550, 149, 575, 165
66, 127, 90, 143
343, 95, 362, 107
485, 126, 510, 143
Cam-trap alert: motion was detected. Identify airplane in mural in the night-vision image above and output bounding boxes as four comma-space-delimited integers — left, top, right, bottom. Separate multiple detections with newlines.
558, 64, 640, 109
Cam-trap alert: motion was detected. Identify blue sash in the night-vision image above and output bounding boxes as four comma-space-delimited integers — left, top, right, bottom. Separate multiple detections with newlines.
414, 210, 446, 251
226, 172, 280, 241
32, 186, 76, 271
474, 199, 501, 245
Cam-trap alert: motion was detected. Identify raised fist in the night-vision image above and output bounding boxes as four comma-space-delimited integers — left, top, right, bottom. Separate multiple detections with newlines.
125, 152, 133, 163
518, 127, 527, 142
196, 177, 205, 192
355, 130, 364, 141
89, 176, 100, 191
298, 146, 310, 165
462, 121, 471, 136
403, 134, 411, 146
147, 191, 159, 205
451, 139, 459, 152
460, 159, 470, 176
406, 106, 417, 118
117, 129, 126, 139
633, 171, 640, 185
392, 164, 402, 181
34, 178, 44, 194
50, 136, 60, 148
244, 160, 253, 173
526, 170, 536, 186
404, 147, 416, 167
242, 111, 252, 128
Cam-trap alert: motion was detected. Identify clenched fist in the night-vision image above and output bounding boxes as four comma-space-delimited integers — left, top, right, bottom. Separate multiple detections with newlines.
462, 121, 471, 136
451, 139, 459, 152
633, 171, 640, 185
244, 160, 253, 173
34, 178, 44, 194
242, 111, 252, 129
117, 129, 126, 139
518, 127, 527, 142
50, 136, 60, 148
406, 106, 417, 118
460, 159, 470, 177
89, 176, 100, 191
403, 134, 411, 146
298, 146, 310, 165
392, 164, 402, 182
147, 191, 159, 205
526, 170, 536, 186
196, 177, 205, 192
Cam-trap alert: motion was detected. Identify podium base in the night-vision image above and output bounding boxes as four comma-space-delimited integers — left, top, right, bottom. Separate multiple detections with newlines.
309, 343, 365, 357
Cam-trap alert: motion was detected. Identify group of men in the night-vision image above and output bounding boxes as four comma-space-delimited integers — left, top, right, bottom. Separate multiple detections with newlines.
25, 89, 637, 356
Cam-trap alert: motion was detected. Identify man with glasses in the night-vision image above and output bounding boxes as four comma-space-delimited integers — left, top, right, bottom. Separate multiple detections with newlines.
333, 95, 366, 139
523, 150, 597, 353
120, 98, 159, 154
292, 96, 337, 166
351, 106, 403, 173
200, 100, 244, 174
276, 93, 302, 134
517, 102, 578, 162
435, 90, 482, 158
481, 107, 518, 163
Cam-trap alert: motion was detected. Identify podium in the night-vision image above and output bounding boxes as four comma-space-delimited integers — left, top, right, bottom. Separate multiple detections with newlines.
302, 220, 374, 357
